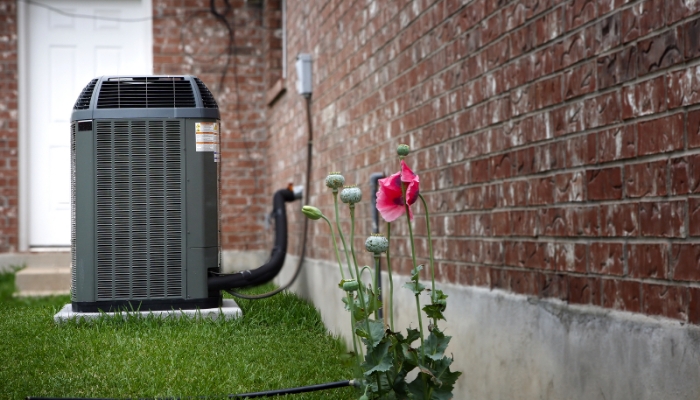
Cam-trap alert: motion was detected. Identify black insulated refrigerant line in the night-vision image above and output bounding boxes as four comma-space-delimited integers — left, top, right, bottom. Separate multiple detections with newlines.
208, 187, 297, 291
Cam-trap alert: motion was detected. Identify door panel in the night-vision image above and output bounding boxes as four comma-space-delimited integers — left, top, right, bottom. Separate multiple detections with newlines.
27, 0, 152, 247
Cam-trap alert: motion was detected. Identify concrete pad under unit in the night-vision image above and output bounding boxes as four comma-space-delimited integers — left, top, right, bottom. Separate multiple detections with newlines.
53, 299, 242, 323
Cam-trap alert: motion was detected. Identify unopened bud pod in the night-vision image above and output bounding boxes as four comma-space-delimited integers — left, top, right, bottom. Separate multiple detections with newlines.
301, 205, 323, 220
340, 185, 362, 205
397, 144, 410, 157
341, 279, 360, 292
365, 234, 389, 254
325, 172, 345, 190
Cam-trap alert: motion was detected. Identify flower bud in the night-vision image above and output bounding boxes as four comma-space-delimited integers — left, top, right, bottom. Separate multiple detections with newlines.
325, 172, 345, 190
397, 144, 410, 157
340, 279, 360, 292
301, 205, 323, 220
365, 233, 389, 254
340, 185, 362, 205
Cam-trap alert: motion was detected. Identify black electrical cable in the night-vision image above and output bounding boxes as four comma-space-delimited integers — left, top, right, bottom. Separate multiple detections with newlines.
225, 94, 313, 300
26, 379, 355, 400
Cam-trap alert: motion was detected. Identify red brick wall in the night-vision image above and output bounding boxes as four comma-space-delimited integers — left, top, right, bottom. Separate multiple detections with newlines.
265, 0, 700, 324
153, 0, 271, 251
0, 0, 18, 252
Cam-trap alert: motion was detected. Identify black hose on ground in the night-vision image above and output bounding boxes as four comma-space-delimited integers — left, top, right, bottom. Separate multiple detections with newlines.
26, 379, 356, 400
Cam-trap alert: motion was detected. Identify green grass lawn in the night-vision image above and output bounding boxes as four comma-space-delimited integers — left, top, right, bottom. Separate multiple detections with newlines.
0, 270, 357, 399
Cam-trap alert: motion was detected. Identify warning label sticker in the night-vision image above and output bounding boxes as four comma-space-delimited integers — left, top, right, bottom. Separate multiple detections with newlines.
195, 122, 219, 155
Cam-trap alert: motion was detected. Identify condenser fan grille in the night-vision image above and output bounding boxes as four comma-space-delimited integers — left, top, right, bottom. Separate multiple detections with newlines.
74, 79, 98, 110
94, 120, 183, 300
96, 77, 196, 109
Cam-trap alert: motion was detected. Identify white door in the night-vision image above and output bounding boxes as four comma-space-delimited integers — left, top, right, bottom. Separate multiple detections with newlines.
26, 0, 152, 248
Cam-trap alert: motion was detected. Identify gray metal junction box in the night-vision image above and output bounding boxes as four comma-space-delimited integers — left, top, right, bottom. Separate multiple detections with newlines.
70, 76, 221, 312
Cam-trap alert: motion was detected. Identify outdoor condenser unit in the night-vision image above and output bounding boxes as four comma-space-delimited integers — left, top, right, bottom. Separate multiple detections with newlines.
70, 76, 222, 312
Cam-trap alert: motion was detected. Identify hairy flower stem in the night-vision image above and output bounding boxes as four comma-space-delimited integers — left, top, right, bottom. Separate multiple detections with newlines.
386, 222, 395, 332
320, 215, 345, 280
349, 205, 373, 347
373, 255, 381, 320
347, 292, 362, 363
419, 194, 438, 327
404, 202, 424, 353
332, 192, 354, 279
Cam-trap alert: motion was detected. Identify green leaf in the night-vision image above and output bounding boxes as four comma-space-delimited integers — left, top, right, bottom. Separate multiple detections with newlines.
410, 265, 424, 282
361, 340, 393, 375
429, 357, 462, 398
403, 281, 426, 295
422, 303, 446, 321
422, 328, 451, 361
355, 319, 386, 348
405, 328, 421, 344
431, 289, 448, 306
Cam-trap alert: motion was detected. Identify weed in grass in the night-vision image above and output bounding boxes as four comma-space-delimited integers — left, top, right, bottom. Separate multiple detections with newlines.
0, 272, 357, 400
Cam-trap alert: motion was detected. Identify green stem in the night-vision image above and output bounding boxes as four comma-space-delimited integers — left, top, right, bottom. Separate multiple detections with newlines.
386, 222, 394, 332
333, 192, 354, 279
404, 196, 424, 352
347, 292, 362, 365
419, 193, 437, 327
320, 215, 345, 280
349, 205, 373, 347
373, 256, 380, 320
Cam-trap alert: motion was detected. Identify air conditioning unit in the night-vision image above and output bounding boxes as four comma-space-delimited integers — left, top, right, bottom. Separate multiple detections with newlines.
70, 76, 222, 312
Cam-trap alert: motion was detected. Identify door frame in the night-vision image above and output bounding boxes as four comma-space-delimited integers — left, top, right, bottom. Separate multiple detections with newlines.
17, 0, 153, 251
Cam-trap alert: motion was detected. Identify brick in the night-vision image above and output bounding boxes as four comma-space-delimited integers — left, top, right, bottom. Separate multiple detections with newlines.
670, 156, 700, 195
565, 133, 597, 167
570, 276, 601, 305
689, 110, 700, 148
596, 46, 637, 90
509, 270, 540, 296
540, 207, 568, 237
489, 153, 514, 180
565, 0, 597, 31
625, 160, 668, 198
589, 242, 624, 275
554, 29, 595, 70
554, 242, 587, 273
639, 200, 686, 238
511, 210, 539, 237
551, 102, 585, 137
636, 76, 666, 116
529, 176, 555, 205
563, 61, 596, 100
666, 0, 700, 25
628, 243, 668, 279
637, 27, 685, 77
690, 287, 700, 324
586, 91, 622, 129
689, 198, 700, 236
470, 158, 490, 183
587, 167, 623, 201
602, 279, 641, 312
539, 272, 569, 301
492, 211, 511, 237
667, 65, 700, 110
555, 171, 585, 202
637, 113, 684, 156
500, 179, 529, 207
504, 241, 555, 270
569, 206, 600, 236
598, 125, 636, 163
642, 284, 688, 321
601, 203, 639, 237
671, 244, 700, 281
458, 265, 491, 287
596, 12, 621, 52
684, 17, 700, 60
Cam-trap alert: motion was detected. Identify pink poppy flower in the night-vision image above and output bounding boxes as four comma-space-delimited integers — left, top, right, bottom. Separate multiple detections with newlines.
376, 160, 420, 222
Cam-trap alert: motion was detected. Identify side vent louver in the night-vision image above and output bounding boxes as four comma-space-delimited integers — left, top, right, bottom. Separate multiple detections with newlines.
74, 79, 98, 110
96, 77, 197, 109
194, 78, 219, 109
